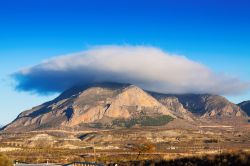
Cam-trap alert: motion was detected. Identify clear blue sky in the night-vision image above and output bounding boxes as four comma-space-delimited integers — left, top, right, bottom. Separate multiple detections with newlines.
0, 0, 250, 125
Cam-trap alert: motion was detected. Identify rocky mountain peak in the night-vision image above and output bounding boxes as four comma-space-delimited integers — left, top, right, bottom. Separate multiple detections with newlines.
176, 94, 246, 118
151, 93, 247, 119
3, 83, 175, 131
3, 83, 248, 132
238, 100, 250, 116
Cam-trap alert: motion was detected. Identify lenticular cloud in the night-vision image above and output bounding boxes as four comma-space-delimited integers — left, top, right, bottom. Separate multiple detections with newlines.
12, 45, 249, 95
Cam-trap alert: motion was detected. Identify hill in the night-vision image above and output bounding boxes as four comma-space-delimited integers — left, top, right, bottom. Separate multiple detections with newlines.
3, 83, 248, 132
238, 100, 250, 116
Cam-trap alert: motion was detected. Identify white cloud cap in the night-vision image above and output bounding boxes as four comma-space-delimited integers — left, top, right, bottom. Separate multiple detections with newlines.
14, 45, 250, 95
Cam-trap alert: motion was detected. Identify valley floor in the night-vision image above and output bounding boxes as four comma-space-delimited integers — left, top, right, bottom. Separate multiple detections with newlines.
0, 124, 250, 165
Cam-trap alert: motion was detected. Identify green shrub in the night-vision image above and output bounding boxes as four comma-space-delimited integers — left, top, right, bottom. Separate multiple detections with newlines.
203, 139, 218, 143
86, 115, 174, 129
112, 115, 174, 128
90, 122, 104, 129
140, 115, 173, 126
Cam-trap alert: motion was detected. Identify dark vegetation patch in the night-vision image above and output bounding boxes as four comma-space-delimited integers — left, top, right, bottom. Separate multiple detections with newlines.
35, 123, 54, 130
83, 115, 174, 129
203, 139, 218, 144
108, 152, 250, 166
112, 115, 174, 128
91, 122, 106, 129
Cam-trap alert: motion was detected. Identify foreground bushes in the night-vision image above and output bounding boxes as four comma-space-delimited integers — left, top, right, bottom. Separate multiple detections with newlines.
108, 152, 250, 166
0, 153, 12, 166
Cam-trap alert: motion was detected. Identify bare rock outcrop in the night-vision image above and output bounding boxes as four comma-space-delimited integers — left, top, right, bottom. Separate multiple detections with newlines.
4, 83, 175, 131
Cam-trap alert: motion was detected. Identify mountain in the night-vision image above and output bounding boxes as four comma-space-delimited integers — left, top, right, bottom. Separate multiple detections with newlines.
3, 83, 181, 131
3, 83, 248, 132
151, 93, 247, 119
151, 95, 195, 121
238, 101, 250, 116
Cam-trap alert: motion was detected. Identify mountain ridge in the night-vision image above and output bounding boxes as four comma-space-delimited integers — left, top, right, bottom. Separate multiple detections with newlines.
3, 83, 249, 132
238, 100, 250, 116
150, 92, 247, 118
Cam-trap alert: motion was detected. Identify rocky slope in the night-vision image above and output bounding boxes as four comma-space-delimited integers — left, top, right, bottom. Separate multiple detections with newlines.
153, 95, 195, 121
238, 101, 250, 116
151, 93, 247, 119
4, 83, 181, 131
3, 83, 248, 132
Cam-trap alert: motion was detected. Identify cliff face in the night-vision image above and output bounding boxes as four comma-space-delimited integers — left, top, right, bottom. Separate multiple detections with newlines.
4, 83, 248, 132
65, 85, 175, 127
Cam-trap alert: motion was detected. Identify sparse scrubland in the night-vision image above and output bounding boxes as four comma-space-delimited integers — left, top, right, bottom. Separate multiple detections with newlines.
0, 125, 250, 165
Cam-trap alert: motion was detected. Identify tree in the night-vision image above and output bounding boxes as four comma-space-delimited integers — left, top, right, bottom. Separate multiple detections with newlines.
130, 142, 155, 160
0, 153, 12, 166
